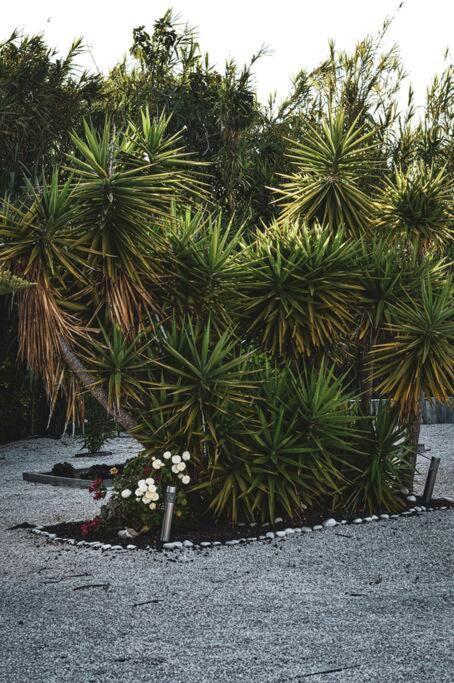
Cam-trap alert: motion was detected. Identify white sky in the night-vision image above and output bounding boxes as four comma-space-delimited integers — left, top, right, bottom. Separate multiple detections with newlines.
4, 0, 453, 109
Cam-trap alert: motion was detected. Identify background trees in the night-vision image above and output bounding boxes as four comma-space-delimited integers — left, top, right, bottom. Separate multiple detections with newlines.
0, 12, 452, 520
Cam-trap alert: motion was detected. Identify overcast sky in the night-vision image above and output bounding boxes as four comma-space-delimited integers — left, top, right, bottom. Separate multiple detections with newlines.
4, 0, 453, 108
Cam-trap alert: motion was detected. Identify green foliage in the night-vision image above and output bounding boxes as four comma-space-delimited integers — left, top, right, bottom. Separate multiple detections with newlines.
0, 32, 100, 195
81, 396, 116, 454
336, 404, 410, 513
0, 269, 33, 295
197, 361, 357, 524
376, 163, 453, 252
371, 277, 454, 417
154, 208, 243, 328
275, 110, 380, 235
144, 318, 255, 441
239, 221, 361, 358
0, 12, 453, 520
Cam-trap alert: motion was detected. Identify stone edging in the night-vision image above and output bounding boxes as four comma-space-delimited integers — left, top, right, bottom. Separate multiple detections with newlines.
28, 503, 451, 553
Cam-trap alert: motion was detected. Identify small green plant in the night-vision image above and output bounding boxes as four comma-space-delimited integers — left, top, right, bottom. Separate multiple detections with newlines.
80, 397, 116, 454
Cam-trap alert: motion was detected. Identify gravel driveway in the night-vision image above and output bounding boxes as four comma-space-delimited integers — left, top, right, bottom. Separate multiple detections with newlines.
0, 427, 453, 682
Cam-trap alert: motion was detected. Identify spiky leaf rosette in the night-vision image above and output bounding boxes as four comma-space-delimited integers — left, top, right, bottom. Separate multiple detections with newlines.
370, 277, 454, 418
336, 403, 410, 513
145, 317, 256, 441
274, 109, 380, 236
66, 111, 207, 330
239, 220, 362, 358
376, 163, 453, 252
154, 207, 242, 329
196, 360, 357, 524
0, 171, 83, 391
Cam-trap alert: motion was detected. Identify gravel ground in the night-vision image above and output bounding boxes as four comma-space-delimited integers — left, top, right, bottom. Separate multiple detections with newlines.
0, 428, 453, 683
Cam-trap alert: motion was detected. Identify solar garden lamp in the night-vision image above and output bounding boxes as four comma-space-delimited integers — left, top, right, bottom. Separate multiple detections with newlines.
160, 485, 177, 542
422, 456, 440, 506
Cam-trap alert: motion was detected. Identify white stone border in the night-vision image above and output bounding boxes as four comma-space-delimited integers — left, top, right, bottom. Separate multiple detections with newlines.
27, 502, 451, 552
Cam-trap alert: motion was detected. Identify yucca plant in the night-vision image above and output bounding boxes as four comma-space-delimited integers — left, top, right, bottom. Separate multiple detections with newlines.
145, 317, 256, 441
376, 163, 453, 254
336, 403, 410, 513
66, 111, 207, 329
290, 361, 358, 493
81, 324, 151, 414
371, 276, 453, 481
0, 171, 83, 390
355, 239, 421, 412
154, 207, 243, 328
196, 360, 357, 524
239, 220, 362, 358
196, 362, 313, 524
274, 109, 380, 235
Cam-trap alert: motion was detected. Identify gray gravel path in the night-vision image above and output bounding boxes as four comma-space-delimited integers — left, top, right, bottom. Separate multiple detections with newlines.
0, 429, 453, 683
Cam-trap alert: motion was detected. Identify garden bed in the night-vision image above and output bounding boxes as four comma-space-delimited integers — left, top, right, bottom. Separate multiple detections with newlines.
33, 497, 454, 550
22, 462, 125, 489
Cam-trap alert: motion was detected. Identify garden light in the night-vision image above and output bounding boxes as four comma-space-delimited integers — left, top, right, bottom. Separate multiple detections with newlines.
160, 485, 177, 543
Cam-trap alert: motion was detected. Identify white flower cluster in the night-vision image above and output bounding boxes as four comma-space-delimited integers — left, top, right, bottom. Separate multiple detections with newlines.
121, 477, 161, 509
120, 451, 191, 510
159, 450, 191, 485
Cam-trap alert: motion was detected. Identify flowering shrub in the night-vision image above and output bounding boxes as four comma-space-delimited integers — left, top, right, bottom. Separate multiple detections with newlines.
110, 450, 192, 531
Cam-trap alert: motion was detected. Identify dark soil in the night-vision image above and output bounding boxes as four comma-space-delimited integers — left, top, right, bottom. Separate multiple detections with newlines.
49, 463, 125, 480
39, 497, 453, 550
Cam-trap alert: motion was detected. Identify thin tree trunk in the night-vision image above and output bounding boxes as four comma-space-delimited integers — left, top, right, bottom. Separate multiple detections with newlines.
406, 395, 423, 488
58, 336, 138, 433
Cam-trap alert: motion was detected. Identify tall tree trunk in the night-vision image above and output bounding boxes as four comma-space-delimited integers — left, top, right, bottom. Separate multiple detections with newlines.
406, 395, 423, 488
58, 336, 138, 433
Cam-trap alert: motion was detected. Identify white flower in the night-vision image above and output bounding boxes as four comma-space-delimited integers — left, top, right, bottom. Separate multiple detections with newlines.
178, 473, 184, 480
171, 454, 181, 464
149, 502, 157, 510
142, 496, 150, 504
163, 451, 172, 459
135, 497, 141, 503
152, 459, 163, 470
138, 479, 146, 487
121, 489, 132, 499
171, 464, 180, 474
135, 488, 142, 497
147, 484, 157, 493
149, 492, 159, 501
182, 475, 190, 485
182, 451, 190, 461
142, 491, 153, 501
177, 462, 186, 472
145, 477, 155, 485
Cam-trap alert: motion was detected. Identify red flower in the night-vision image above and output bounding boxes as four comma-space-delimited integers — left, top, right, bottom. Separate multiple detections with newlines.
80, 516, 102, 538
88, 477, 107, 501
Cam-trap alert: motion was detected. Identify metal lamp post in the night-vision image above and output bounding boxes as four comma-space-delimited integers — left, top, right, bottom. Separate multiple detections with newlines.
422, 456, 440, 506
160, 485, 177, 543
